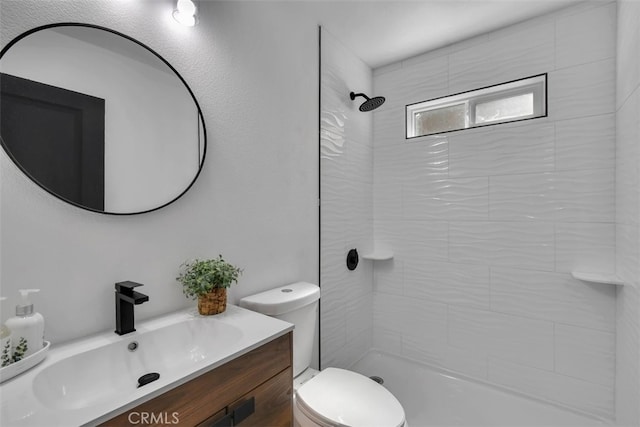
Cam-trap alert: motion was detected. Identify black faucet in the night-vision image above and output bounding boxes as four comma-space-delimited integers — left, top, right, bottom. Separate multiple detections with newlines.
115, 281, 149, 335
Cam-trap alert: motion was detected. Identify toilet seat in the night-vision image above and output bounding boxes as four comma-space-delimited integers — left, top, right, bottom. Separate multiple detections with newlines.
294, 368, 405, 427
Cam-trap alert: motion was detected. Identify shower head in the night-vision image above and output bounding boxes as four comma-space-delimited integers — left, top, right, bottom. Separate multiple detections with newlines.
350, 92, 385, 112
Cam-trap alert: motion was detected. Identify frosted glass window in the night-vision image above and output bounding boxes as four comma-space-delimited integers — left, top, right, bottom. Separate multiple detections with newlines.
406, 74, 546, 138
475, 93, 534, 124
415, 103, 467, 135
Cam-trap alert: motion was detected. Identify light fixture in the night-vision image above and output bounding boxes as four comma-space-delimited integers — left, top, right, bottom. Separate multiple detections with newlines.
173, 0, 197, 27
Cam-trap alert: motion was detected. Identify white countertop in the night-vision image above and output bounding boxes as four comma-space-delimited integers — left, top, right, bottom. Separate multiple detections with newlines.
0, 305, 293, 427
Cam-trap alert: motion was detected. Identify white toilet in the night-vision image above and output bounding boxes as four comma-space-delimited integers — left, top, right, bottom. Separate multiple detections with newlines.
239, 282, 406, 427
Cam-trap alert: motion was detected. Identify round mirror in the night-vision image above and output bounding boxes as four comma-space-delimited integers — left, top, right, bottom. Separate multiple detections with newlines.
0, 24, 206, 215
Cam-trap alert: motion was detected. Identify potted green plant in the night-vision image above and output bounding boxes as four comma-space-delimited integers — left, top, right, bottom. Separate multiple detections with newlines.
177, 255, 243, 315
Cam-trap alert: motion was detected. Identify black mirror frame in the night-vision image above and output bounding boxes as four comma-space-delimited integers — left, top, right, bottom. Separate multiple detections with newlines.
0, 22, 207, 216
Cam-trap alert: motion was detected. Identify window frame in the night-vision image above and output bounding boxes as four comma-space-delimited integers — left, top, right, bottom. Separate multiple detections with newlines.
405, 73, 547, 139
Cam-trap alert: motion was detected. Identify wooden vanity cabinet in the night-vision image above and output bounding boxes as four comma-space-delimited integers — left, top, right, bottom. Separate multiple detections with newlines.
101, 332, 292, 427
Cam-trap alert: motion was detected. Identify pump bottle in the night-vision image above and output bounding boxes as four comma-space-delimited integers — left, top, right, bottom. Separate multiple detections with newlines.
5, 289, 44, 359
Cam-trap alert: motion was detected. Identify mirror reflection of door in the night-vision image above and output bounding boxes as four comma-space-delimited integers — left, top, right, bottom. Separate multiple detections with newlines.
1, 72, 105, 210
0, 24, 206, 214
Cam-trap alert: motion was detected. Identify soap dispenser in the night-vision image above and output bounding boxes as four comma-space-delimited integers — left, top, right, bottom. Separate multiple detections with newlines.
1, 297, 12, 366
5, 289, 44, 359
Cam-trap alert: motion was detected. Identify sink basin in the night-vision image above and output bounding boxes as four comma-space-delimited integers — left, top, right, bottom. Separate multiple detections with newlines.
32, 316, 243, 410
0, 305, 293, 427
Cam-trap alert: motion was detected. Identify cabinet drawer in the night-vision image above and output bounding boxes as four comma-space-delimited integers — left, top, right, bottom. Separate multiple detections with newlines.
198, 367, 292, 427
101, 333, 292, 426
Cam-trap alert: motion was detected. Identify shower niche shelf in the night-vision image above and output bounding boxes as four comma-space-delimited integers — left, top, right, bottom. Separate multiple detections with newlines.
361, 250, 394, 261
571, 271, 624, 286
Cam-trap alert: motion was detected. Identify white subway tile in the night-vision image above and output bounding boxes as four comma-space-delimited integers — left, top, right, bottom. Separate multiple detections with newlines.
616, 224, 639, 286
320, 249, 350, 291
375, 55, 449, 109
549, 59, 616, 120
374, 147, 404, 187
490, 267, 616, 332
489, 170, 614, 223
402, 299, 448, 342
404, 261, 490, 309
328, 331, 371, 370
321, 137, 372, 182
616, 0, 640, 107
373, 292, 447, 342
616, 91, 640, 227
397, 219, 449, 263
345, 292, 373, 343
373, 219, 403, 258
448, 305, 554, 370
373, 180, 403, 220
373, 258, 404, 295
373, 293, 405, 338
555, 114, 615, 171
320, 297, 346, 366
374, 137, 449, 184
555, 324, 615, 387
373, 150, 404, 188
449, 121, 554, 178
321, 176, 372, 222
372, 328, 402, 354
373, 106, 405, 147
555, 222, 615, 274
448, 22, 554, 93
404, 177, 489, 221
342, 217, 374, 253
489, 172, 557, 221
554, 169, 614, 222
341, 252, 373, 299
555, 3, 616, 69
449, 221, 555, 270
321, 89, 371, 146
320, 112, 347, 171
615, 284, 640, 424
403, 137, 450, 182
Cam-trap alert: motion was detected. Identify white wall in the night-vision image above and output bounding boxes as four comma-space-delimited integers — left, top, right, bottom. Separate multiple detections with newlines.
319, 28, 374, 369
371, 2, 617, 419
615, 0, 640, 425
0, 0, 319, 344
0, 28, 199, 213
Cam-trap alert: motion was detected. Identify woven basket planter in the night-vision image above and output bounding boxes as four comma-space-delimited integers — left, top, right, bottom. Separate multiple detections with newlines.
197, 288, 227, 315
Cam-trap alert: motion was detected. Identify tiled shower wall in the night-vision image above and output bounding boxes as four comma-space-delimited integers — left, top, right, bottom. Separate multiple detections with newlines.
371, 2, 617, 419
320, 29, 374, 369
615, 0, 640, 424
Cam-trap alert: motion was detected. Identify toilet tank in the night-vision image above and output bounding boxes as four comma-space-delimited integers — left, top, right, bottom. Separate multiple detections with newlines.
239, 282, 320, 377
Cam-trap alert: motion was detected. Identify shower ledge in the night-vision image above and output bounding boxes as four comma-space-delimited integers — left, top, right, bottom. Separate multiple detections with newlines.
361, 250, 394, 261
571, 271, 624, 286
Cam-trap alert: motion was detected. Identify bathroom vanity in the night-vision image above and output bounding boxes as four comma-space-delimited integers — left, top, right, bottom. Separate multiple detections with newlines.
101, 333, 292, 426
0, 305, 293, 426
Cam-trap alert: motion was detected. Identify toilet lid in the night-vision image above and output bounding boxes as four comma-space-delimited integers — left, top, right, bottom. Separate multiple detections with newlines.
295, 368, 405, 427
